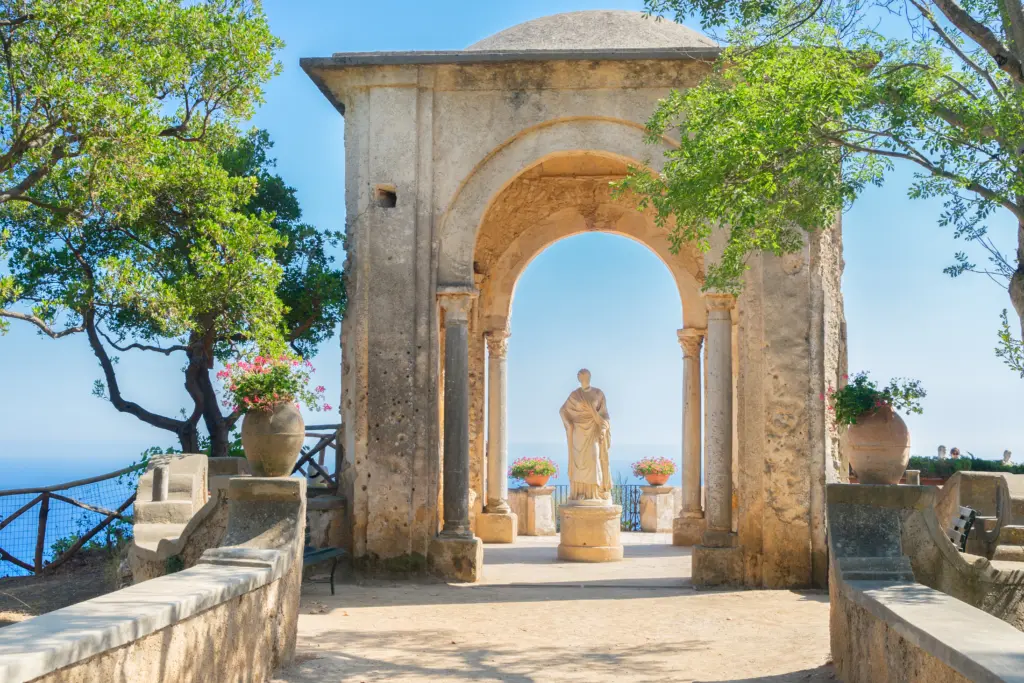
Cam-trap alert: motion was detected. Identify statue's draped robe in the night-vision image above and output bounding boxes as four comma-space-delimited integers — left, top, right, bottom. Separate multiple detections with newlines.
559, 387, 612, 501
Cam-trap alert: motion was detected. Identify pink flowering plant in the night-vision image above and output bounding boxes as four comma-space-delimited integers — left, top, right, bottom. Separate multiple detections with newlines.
631, 457, 676, 478
823, 372, 925, 426
508, 457, 558, 481
218, 353, 332, 414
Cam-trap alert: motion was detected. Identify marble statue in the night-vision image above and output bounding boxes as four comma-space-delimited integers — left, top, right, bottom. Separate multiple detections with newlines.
560, 369, 612, 502
1004, 450, 1013, 465
938, 445, 947, 460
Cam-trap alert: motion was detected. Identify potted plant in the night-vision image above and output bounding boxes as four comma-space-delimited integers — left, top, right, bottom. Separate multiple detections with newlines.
631, 457, 676, 486
220, 354, 331, 477
508, 457, 558, 487
825, 372, 925, 485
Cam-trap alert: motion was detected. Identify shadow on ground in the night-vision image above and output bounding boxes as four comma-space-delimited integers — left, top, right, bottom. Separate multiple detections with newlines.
695, 665, 837, 682
276, 629, 709, 682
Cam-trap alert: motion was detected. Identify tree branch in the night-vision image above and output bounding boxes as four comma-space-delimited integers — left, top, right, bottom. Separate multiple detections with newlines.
929, 0, 1024, 85
910, 0, 1007, 98
0, 310, 83, 338
84, 309, 187, 435
96, 326, 187, 355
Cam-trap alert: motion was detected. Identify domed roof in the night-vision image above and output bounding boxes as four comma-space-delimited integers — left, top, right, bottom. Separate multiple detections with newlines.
466, 10, 717, 52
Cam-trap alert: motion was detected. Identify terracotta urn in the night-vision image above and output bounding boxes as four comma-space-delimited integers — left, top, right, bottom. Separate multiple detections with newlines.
525, 473, 550, 487
241, 402, 305, 477
846, 405, 911, 485
645, 474, 670, 486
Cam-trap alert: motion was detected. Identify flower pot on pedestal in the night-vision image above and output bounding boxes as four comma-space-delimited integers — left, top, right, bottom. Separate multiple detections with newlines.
525, 474, 550, 487
644, 474, 670, 486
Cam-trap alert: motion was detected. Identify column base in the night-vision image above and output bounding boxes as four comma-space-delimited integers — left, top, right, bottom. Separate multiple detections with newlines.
476, 511, 518, 543
672, 513, 706, 546
640, 486, 675, 532
693, 534, 743, 588
428, 535, 483, 583
557, 504, 623, 563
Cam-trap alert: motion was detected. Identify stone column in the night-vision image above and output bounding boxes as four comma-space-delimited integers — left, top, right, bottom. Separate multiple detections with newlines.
477, 329, 518, 543
673, 328, 706, 546
694, 293, 742, 586
429, 288, 483, 581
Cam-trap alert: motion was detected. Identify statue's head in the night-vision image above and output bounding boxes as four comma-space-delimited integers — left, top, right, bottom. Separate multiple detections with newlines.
1004, 450, 1013, 463
577, 368, 591, 388
937, 445, 947, 459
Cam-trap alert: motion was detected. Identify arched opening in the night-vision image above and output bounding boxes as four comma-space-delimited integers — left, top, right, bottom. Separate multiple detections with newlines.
455, 149, 708, 580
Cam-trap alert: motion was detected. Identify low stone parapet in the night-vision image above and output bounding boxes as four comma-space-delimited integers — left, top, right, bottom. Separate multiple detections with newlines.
0, 477, 306, 683
828, 483, 1024, 683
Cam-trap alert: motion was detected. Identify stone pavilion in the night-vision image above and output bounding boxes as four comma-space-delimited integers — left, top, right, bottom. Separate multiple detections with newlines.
302, 10, 847, 587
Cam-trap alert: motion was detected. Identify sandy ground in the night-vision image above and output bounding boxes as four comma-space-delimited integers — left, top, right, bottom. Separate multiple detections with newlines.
0, 549, 121, 627
274, 534, 835, 682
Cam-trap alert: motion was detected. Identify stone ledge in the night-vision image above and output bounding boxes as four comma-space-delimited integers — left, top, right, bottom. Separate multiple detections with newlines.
0, 558, 280, 683
839, 580, 1024, 683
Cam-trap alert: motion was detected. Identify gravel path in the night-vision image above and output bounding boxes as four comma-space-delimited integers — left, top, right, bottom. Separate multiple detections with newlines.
274, 534, 834, 682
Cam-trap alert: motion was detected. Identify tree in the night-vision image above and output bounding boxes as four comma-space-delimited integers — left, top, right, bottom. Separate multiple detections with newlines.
0, 0, 281, 219
1, 129, 345, 456
627, 0, 1024, 368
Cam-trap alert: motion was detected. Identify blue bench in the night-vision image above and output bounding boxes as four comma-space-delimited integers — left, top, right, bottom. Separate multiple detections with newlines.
302, 547, 346, 595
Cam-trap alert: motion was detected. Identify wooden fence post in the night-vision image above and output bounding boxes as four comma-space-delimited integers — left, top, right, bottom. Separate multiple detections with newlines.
34, 492, 49, 573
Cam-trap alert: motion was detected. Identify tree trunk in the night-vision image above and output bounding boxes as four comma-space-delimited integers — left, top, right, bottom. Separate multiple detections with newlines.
178, 421, 200, 453
1012, 222, 1024, 340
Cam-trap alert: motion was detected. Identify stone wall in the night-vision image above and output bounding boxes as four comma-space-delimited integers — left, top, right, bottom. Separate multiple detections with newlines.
827, 482, 1024, 683
0, 478, 305, 683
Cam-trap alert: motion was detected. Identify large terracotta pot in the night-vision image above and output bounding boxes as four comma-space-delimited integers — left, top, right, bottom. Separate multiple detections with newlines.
525, 473, 550, 487
241, 402, 305, 477
645, 474, 670, 486
847, 406, 910, 485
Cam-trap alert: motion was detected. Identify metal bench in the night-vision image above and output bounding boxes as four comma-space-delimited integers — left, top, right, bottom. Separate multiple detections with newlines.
949, 506, 977, 553
302, 547, 346, 595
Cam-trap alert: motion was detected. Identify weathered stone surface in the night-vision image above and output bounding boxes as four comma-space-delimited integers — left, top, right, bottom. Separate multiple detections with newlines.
693, 543, 743, 587
428, 536, 484, 583
476, 512, 518, 543
558, 505, 623, 562
640, 486, 675, 533
307, 495, 346, 549
673, 514, 706, 547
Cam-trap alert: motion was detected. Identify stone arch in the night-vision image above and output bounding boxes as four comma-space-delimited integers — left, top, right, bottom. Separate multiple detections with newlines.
436, 117, 703, 302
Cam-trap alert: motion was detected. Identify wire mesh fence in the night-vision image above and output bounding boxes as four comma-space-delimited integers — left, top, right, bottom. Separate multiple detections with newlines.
551, 484, 643, 532
0, 464, 144, 578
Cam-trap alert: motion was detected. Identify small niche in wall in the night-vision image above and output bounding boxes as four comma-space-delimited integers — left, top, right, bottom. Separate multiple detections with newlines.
375, 184, 397, 208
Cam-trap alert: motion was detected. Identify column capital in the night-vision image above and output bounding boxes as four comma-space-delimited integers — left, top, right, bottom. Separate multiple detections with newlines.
437, 286, 477, 323
705, 292, 736, 320
485, 329, 510, 358
676, 328, 705, 358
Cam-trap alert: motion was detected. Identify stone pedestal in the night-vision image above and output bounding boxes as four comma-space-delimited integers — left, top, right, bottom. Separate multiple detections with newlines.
557, 504, 623, 562
673, 512, 707, 547
640, 486, 675, 532
476, 511, 518, 543
524, 486, 557, 535
428, 535, 483, 583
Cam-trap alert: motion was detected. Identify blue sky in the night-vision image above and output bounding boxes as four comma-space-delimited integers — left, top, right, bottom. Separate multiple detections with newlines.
1, 0, 1023, 487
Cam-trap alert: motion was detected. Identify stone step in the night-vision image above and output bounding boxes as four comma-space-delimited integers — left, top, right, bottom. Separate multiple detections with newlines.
837, 556, 915, 581
991, 545, 1024, 563
134, 499, 193, 524
999, 525, 1024, 545
132, 523, 187, 550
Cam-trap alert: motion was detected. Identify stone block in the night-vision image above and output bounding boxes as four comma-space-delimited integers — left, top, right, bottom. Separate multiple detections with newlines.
428, 535, 483, 582
672, 513, 706, 547
640, 486, 675, 532
525, 486, 557, 536
693, 543, 743, 587
134, 500, 195, 525
476, 511, 518, 543
307, 495, 346, 549
557, 504, 623, 562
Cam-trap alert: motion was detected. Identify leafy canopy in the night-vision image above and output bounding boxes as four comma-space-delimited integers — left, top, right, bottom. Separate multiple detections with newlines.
629, 0, 1024, 358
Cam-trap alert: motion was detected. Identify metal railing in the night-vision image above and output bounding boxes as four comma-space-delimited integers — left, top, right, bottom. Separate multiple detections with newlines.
552, 484, 644, 531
